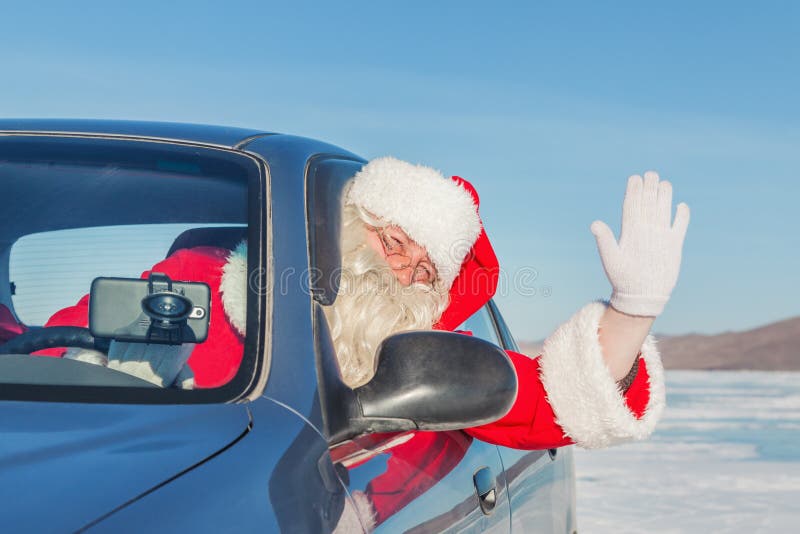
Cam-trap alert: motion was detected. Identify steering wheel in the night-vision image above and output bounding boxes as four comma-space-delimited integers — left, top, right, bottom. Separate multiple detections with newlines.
0, 327, 110, 355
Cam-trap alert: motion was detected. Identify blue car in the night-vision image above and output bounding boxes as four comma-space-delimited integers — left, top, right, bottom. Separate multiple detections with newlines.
0, 120, 576, 533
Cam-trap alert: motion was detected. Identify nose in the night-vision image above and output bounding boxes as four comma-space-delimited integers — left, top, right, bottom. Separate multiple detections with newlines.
386, 254, 414, 286
386, 246, 429, 287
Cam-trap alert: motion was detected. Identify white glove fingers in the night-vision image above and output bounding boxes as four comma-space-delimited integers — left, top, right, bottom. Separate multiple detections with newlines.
642, 171, 660, 223
597, 173, 689, 318
672, 202, 691, 243
590, 220, 621, 266
622, 174, 643, 224
621, 175, 643, 243
656, 179, 673, 227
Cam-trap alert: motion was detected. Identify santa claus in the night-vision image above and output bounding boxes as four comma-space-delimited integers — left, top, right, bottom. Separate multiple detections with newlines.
37, 156, 689, 453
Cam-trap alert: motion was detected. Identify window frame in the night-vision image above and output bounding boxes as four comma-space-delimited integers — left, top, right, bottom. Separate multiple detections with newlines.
460, 304, 503, 347
487, 299, 520, 353
0, 134, 271, 405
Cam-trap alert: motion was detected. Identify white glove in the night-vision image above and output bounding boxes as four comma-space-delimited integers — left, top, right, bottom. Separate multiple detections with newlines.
590, 171, 690, 317
107, 341, 196, 388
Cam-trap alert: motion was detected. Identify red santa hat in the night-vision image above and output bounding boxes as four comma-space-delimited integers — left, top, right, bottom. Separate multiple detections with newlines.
347, 157, 482, 289
346, 157, 500, 330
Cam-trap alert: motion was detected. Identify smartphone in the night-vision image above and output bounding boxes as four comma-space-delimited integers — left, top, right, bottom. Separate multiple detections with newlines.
89, 275, 211, 344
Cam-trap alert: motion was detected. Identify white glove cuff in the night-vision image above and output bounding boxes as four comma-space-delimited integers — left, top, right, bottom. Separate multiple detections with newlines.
610, 292, 669, 317
537, 300, 666, 448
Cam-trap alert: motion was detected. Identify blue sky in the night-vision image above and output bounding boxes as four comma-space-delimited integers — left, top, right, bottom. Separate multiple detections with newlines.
2, 1, 798, 340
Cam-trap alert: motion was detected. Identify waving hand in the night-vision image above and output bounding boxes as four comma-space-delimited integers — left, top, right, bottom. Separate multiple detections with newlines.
590, 171, 690, 317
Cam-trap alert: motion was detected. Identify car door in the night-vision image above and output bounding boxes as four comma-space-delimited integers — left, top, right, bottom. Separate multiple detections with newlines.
486, 300, 578, 533
330, 428, 509, 533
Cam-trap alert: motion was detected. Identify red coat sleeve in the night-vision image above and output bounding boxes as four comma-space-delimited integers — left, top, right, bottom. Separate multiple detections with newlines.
464, 350, 654, 450
465, 350, 574, 449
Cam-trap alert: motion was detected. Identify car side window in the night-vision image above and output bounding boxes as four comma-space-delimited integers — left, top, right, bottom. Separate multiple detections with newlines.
458, 304, 502, 346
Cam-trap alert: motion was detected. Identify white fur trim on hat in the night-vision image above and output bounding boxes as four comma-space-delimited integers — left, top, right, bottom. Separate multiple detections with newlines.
220, 241, 248, 336
346, 157, 482, 290
537, 300, 666, 449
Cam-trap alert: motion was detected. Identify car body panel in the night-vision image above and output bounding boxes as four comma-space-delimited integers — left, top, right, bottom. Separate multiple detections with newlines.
89, 397, 339, 532
0, 401, 251, 531
333, 430, 511, 533
499, 446, 577, 532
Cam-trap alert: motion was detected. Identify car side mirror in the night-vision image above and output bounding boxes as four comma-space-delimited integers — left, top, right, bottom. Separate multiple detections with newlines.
357, 331, 519, 429
316, 307, 518, 443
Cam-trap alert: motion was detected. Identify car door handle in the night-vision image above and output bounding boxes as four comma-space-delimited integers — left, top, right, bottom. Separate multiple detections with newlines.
473, 466, 497, 515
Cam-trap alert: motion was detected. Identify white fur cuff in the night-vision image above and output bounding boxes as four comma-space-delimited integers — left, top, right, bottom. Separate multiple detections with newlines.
538, 301, 666, 449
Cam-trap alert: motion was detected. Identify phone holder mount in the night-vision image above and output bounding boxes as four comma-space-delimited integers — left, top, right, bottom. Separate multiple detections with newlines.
101, 272, 197, 345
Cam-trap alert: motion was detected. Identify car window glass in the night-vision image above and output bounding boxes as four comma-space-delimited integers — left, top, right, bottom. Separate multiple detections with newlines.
487, 299, 519, 352
0, 136, 257, 399
457, 305, 501, 345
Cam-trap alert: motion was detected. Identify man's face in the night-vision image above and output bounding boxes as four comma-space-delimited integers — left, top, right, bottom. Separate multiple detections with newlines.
323, 206, 450, 387
364, 224, 437, 287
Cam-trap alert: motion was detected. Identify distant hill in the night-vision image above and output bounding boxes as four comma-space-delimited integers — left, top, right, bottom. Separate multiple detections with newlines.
516, 315, 800, 370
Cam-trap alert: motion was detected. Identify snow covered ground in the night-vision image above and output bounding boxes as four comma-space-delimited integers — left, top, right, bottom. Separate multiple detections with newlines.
575, 371, 800, 533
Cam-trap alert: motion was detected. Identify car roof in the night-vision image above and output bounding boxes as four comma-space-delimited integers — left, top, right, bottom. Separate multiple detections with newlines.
0, 119, 272, 148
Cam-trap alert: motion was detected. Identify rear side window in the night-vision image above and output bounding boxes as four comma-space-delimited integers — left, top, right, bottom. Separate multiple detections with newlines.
0, 136, 264, 403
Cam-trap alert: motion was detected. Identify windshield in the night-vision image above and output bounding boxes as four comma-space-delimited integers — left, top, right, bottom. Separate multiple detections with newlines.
0, 135, 258, 401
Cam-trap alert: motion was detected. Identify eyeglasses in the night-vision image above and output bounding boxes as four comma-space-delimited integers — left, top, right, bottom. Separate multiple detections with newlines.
372, 226, 437, 285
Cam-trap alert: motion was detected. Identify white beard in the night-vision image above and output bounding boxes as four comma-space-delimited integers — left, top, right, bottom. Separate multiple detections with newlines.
323, 205, 449, 388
